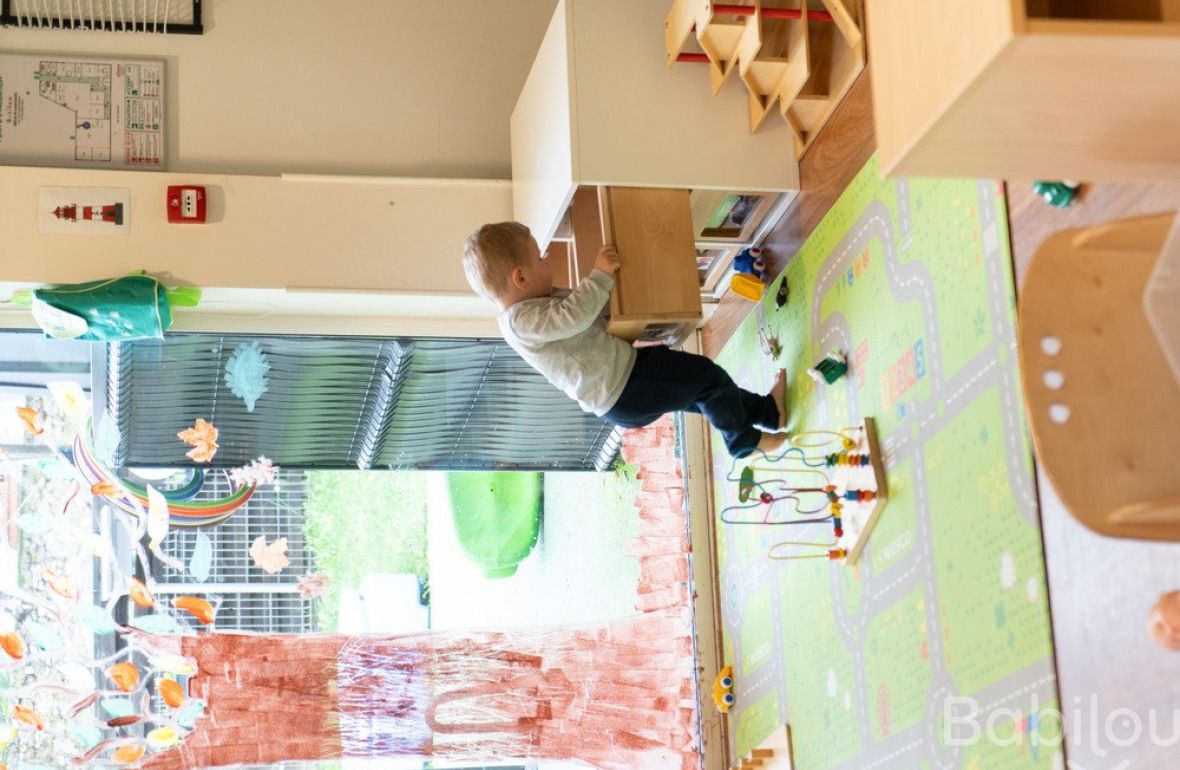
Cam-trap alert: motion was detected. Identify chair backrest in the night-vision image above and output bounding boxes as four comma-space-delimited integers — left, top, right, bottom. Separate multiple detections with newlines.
1018, 213, 1180, 541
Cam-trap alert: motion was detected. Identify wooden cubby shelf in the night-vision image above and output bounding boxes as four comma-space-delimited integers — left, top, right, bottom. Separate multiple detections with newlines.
666, 0, 865, 157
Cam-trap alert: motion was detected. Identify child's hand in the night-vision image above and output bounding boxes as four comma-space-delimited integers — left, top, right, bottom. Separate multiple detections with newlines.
595, 245, 621, 274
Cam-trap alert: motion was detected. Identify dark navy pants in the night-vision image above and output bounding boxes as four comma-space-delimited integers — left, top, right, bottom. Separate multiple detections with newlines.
603, 346, 779, 458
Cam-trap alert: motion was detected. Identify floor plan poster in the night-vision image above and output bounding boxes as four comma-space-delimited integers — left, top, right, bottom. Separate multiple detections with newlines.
0, 53, 164, 169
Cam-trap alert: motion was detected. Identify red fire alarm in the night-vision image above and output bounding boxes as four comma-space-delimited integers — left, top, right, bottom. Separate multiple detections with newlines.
167, 185, 207, 223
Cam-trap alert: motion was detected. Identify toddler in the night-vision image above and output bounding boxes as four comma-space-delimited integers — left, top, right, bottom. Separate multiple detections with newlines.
462, 222, 786, 457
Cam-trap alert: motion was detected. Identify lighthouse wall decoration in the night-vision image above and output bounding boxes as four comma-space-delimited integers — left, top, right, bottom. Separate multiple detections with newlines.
39, 186, 130, 235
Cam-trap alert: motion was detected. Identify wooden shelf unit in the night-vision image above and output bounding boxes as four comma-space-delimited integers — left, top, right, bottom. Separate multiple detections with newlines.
867, 0, 1180, 180
667, 0, 865, 156
513, 0, 798, 342
783, 0, 864, 155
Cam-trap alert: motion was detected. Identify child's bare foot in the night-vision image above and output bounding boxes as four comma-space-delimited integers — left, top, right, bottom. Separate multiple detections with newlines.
769, 369, 788, 431
756, 429, 787, 454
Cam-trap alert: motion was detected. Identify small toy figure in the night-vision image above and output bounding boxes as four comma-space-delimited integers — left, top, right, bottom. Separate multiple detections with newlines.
1032, 180, 1080, 209
775, 279, 789, 309
733, 247, 767, 280
730, 247, 768, 301
712, 665, 735, 713
808, 350, 848, 384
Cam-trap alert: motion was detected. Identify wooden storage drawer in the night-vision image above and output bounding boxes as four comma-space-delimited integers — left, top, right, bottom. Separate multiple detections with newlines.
601, 187, 702, 342
554, 185, 703, 343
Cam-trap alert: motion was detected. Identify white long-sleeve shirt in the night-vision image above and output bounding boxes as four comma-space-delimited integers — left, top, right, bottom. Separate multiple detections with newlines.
497, 269, 637, 415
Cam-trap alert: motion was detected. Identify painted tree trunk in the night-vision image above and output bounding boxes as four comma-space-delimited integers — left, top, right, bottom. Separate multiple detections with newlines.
141, 615, 697, 770
141, 419, 697, 770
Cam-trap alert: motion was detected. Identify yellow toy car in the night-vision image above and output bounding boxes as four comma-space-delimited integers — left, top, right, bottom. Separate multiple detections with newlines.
712, 665, 735, 713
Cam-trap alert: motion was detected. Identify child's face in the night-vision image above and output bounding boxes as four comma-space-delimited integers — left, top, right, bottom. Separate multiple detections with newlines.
520, 236, 554, 298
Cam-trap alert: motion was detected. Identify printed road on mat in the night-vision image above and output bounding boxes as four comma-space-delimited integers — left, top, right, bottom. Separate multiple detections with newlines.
710, 156, 1059, 770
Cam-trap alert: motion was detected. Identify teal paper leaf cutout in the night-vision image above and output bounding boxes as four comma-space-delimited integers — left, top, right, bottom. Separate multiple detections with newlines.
176, 698, 206, 729
93, 411, 121, 467
100, 697, 136, 719
80, 604, 117, 635
23, 619, 63, 651
130, 613, 185, 635
15, 512, 52, 536
225, 342, 270, 412
70, 721, 104, 749
190, 530, 213, 582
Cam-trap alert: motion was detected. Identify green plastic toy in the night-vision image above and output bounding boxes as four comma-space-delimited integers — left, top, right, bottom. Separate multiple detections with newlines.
1032, 181, 1080, 209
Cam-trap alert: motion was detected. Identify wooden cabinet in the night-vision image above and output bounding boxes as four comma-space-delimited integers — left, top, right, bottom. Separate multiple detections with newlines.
867, 0, 1180, 180
511, 0, 799, 338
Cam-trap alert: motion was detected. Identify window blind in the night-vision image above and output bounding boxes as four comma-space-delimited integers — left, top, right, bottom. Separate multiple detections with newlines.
104, 335, 622, 472
1, 0, 203, 33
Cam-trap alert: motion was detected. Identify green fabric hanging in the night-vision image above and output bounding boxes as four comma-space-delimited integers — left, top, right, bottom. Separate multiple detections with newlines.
32, 274, 174, 342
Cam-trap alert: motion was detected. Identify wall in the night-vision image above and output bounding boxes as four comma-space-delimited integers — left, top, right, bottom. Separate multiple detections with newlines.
0, 166, 512, 336
0, 0, 559, 335
0, 0, 558, 177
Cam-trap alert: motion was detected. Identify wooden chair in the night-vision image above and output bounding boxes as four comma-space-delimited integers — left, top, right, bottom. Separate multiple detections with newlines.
1018, 213, 1180, 541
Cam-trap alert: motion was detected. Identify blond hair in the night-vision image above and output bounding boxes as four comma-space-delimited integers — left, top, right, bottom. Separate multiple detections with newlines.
462, 221, 533, 301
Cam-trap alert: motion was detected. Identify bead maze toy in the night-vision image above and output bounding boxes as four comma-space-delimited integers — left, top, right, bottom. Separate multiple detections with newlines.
721, 418, 886, 565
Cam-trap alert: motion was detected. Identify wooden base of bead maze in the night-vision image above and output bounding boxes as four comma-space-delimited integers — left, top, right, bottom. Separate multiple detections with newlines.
840, 416, 887, 565
730, 724, 795, 770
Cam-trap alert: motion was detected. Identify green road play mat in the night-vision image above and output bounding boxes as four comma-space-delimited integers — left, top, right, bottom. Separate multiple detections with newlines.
710, 156, 1059, 770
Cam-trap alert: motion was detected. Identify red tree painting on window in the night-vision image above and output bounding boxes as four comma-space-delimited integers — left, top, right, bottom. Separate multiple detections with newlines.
3, 409, 698, 770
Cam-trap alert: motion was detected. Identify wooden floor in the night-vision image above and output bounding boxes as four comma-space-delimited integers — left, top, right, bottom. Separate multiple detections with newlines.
701, 69, 876, 359
700, 65, 1180, 770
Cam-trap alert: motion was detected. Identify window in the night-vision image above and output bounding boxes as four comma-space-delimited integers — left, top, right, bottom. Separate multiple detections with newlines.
104, 334, 621, 472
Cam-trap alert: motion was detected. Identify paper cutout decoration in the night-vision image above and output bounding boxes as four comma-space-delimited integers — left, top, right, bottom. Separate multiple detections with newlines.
177, 418, 219, 463
0, 723, 19, 747
249, 535, 289, 574
296, 573, 330, 600
225, 341, 270, 412
158, 679, 186, 709
74, 430, 255, 528
105, 662, 139, 692
150, 653, 198, 677
80, 605, 117, 635
190, 531, 213, 582
146, 485, 170, 552
70, 722, 104, 750
43, 569, 78, 599
129, 613, 185, 635
1, 631, 26, 659
12, 704, 45, 730
128, 577, 156, 609
23, 620, 63, 652
14, 511, 52, 536
175, 699, 206, 730
92, 412, 121, 466
147, 726, 181, 749
112, 743, 146, 764
172, 596, 215, 624
47, 380, 89, 421
100, 698, 136, 720
16, 405, 43, 435
229, 456, 278, 487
